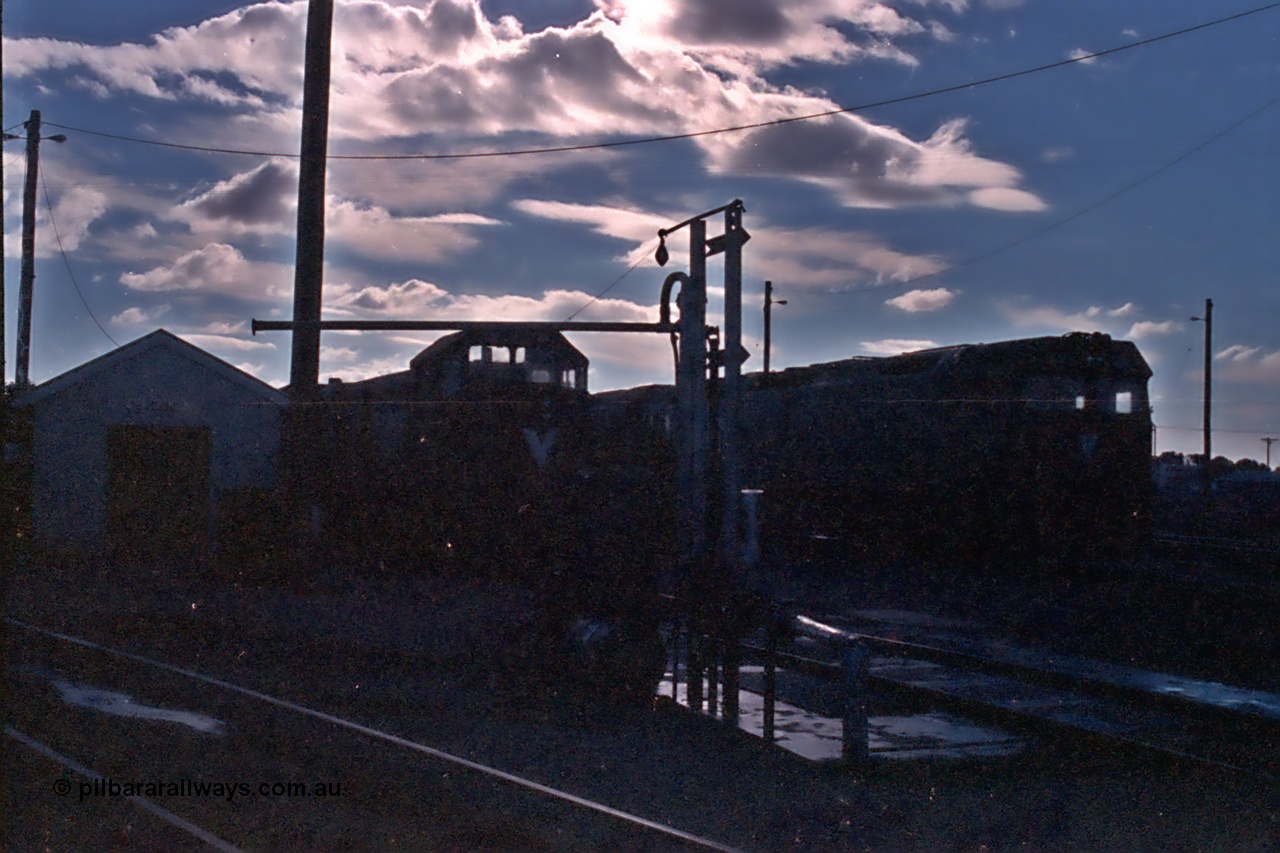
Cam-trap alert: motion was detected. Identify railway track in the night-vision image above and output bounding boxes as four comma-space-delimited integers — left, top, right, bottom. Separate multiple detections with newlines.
5, 616, 756, 852
758, 612, 1280, 779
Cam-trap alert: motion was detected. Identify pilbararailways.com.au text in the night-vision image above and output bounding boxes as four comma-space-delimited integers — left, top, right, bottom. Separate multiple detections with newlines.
56, 777, 343, 802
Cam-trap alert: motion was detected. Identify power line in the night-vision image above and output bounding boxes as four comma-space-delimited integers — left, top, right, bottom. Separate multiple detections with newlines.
41, 3, 1278, 163
39, 168, 120, 348
834, 89, 1280, 296
563, 238, 660, 321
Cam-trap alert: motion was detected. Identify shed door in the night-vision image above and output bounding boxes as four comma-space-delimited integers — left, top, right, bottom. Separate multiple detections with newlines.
107, 425, 211, 566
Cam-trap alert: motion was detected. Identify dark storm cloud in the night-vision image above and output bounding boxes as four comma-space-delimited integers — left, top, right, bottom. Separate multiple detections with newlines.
673, 0, 793, 45
189, 161, 295, 224
721, 119, 949, 206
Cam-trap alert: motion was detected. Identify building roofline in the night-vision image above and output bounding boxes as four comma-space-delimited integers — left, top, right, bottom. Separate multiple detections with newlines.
12, 329, 288, 407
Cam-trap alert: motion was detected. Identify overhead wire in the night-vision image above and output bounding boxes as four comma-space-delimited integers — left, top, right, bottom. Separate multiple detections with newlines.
562, 238, 660, 321
835, 90, 1280, 297
40, 3, 1279, 163
39, 167, 121, 347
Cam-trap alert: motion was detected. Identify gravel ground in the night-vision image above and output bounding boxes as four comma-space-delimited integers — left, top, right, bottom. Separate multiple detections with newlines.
7, 554, 1280, 851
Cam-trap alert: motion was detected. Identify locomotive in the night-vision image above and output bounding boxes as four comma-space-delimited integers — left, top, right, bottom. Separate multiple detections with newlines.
595, 331, 1154, 568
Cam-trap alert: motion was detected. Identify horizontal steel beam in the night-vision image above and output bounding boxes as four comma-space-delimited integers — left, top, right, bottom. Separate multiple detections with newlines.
252, 319, 677, 335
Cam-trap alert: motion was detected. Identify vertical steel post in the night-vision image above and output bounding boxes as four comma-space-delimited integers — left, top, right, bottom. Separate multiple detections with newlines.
763, 619, 777, 743
719, 204, 746, 570
15, 110, 42, 389
1202, 297, 1212, 492
289, 0, 334, 395
763, 280, 772, 376
687, 620, 703, 712
721, 637, 740, 726
675, 221, 709, 574
842, 640, 870, 765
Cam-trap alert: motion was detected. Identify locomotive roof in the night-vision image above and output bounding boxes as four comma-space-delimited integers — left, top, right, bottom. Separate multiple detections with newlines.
409, 328, 587, 371
756, 332, 1151, 388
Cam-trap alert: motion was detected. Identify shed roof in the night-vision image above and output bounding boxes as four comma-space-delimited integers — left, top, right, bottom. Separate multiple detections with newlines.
13, 329, 288, 407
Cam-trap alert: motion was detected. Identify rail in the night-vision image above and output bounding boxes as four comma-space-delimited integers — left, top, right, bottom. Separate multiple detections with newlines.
668, 607, 1280, 777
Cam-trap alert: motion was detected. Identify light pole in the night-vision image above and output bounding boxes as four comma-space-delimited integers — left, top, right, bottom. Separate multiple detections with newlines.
763, 280, 786, 375
7, 110, 67, 388
1190, 298, 1213, 491
1263, 437, 1276, 469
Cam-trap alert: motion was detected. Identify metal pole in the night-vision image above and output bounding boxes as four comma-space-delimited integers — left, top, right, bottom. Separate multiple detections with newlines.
1203, 298, 1212, 491
16, 110, 42, 389
289, 0, 334, 395
676, 219, 709, 572
841, 640, 870, 766
719, 204, 746, 571
1263, 437, 1276, 469
762, 619, 777, 743
764, 280, 773, 375
721, 636, 740, 726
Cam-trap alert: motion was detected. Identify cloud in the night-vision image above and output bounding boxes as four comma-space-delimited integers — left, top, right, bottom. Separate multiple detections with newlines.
326, 199, 504, 263
177, 160, 297, 235
331, 278, 451, 315
110, 304, 171, 325
707, 116, 1044, 210
1127, 320, 1182, 339
595, 0, 946, 72
1211, 348, 1280, 384
1217, 344, 1261, 362
514, 198, 946, 287
1067, 47, 1098, 65
5, 1, 1040, 213
999, 300, 1139, 335
966, 187, 1047, 212
321, 345, 360, 362
119, 243, 293, 300
321, 277, 675, 386
860, 339, 936, 355
4, 184, 109, 258
177, 332, 276, 352
886, 287, 955, 312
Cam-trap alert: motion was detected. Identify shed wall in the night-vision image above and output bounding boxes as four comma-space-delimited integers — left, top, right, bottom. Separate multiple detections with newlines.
29, 346, 282, 552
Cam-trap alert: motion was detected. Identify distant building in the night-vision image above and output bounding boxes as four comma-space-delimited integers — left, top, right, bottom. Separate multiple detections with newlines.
12, 329, 287, 564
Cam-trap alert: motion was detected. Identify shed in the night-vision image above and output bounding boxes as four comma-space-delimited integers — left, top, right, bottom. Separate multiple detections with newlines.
13, 329, 287, 564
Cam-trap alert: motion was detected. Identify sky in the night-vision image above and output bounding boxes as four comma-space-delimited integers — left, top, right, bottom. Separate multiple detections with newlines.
3, 0, 1279, 463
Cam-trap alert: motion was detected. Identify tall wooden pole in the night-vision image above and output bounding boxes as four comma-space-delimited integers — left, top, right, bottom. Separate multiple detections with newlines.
289, 0, 334, 395
15, 110, 43, 389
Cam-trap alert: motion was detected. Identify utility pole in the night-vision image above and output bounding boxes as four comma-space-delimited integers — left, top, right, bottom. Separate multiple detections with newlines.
1263, 437, 1277, 469
14, 110, 66, 389
763, 280, 786, 375
1191, 298, 1212, 490
289, 0, 334, 395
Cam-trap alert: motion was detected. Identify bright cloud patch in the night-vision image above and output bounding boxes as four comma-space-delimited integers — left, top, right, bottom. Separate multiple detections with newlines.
326, 199, 503, 263
178, 333, 276, 352
1128, 320, 1181, 339
886, 287, 955, 312
119, 243, 292, 300
515, 198, 946, 287
860, 338, 936, 355
1217, 344, 1261, 362
4, 0, 1042, 213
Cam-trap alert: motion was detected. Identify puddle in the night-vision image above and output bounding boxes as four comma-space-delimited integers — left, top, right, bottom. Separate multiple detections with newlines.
44, 674, 226, 735
658, 668, 1024, 761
